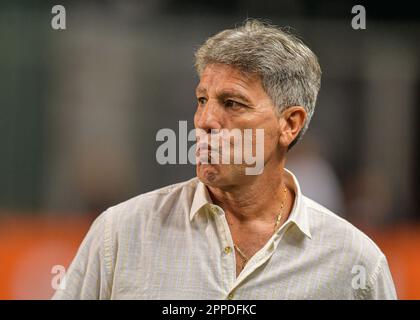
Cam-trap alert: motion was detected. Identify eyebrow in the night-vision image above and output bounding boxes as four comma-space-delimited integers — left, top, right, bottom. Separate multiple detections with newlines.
195, 87, 207, 95
195, 87, 252, 105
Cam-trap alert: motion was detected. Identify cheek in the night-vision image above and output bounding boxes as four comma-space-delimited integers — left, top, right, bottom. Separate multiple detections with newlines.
260, 132, 275, 151
262, 124, 280, 151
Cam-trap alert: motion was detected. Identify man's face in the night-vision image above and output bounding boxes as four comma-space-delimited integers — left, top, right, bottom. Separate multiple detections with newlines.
194, 63, 281, 189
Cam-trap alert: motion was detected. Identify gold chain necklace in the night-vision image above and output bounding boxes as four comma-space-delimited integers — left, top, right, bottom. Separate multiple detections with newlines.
232, 185, 287, 272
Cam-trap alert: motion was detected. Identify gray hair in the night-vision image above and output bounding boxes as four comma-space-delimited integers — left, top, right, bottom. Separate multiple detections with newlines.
194, 19, 321, 149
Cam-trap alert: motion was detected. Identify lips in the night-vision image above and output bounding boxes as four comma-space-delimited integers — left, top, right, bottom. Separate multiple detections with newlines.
196, 142, 212, 158
196, 138, 222, 165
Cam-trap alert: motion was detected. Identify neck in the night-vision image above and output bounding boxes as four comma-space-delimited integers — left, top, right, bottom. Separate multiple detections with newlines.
207, 160, 294, 224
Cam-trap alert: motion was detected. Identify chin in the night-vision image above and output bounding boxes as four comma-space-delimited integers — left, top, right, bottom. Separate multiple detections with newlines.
196, 164, 221, 185
196, 164, 242, 189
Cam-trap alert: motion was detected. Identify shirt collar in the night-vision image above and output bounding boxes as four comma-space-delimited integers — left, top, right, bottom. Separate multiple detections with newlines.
189, 168, 311, 239
190, 179, 214, 221
283, 168, 312, 239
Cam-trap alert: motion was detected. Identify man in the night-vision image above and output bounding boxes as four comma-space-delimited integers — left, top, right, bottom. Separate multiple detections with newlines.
53, 20, 397, 299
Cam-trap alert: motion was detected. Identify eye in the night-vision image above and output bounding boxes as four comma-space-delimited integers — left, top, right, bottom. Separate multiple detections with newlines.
197, 97, 207, 105
224, 100, 244, 110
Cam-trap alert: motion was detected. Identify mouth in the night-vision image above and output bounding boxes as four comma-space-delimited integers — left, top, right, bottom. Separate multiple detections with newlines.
196, 140, 221, 164
196, 142, 212, 157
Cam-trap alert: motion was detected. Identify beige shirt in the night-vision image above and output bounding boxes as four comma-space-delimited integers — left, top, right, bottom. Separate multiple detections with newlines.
52, 169, 397, 300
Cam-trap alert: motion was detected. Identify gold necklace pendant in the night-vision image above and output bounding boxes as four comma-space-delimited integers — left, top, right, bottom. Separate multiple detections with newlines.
234, 244, 249, 262
234, 244, 249, 271
232, 184, 288, 271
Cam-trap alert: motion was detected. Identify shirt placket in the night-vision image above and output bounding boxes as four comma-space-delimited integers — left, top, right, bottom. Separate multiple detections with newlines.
210, 204, 285, 300
210, 205, 236, 297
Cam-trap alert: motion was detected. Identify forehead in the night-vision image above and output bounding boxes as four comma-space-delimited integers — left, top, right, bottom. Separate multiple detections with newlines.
196, 63, 263, 94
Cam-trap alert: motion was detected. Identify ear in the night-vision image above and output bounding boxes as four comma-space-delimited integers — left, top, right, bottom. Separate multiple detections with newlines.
278, 106, 307, 148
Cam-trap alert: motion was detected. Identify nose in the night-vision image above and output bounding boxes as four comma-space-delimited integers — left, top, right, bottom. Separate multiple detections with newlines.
194, 100, 222, 133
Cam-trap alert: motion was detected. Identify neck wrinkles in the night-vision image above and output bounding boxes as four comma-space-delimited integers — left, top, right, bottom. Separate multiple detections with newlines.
207, 165, 291, 223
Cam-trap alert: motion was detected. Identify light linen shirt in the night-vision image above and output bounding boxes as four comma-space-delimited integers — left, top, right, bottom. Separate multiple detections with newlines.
52, 169, 397, 300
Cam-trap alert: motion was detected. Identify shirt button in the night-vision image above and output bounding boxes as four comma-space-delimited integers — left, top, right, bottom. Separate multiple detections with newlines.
224, 246, 232, 254
227, 293, 234, 300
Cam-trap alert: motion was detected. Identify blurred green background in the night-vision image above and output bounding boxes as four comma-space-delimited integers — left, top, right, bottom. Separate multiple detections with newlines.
0, 0, 419, 299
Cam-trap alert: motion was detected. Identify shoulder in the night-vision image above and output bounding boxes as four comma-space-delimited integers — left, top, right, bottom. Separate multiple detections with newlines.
99, 177, 199, 230
303, 196, 386, 268
302, 196, 396, 297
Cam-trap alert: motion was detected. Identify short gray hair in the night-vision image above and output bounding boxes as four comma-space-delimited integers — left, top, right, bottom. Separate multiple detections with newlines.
194, 19, 321, 149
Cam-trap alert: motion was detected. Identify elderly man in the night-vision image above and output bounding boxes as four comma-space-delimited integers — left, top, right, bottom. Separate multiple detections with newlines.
53, 20, 396, 299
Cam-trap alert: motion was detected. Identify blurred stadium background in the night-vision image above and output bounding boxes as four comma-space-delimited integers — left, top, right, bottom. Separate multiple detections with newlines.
0, 0, 419, 299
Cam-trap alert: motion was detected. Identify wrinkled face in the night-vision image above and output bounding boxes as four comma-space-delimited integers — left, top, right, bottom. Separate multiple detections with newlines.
194, 63, 282, 189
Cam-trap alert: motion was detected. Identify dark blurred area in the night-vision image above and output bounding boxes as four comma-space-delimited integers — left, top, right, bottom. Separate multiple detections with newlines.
0, 0, 419, 299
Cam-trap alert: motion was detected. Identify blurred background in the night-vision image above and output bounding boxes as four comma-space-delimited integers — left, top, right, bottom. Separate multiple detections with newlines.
0, 0, 419, 299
